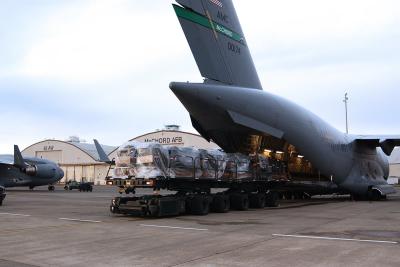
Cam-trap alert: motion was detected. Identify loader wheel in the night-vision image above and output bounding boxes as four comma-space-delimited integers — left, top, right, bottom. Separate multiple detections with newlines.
211, 194, 230, 213
266, 191, 279, 207
249, 193, 266, 209
230, 193, 249, 211
188, 195, 210, 215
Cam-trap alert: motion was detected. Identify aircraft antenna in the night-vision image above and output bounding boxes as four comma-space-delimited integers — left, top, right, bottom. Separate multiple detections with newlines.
343, 92, 349, 134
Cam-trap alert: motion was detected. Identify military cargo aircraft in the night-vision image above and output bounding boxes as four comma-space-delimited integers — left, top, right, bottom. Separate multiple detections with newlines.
170, 0, 398, 200
0, 145, 64, 205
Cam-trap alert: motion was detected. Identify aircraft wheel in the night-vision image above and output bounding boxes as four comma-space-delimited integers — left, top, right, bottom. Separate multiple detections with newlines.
0, 200, 3, 206
211, 194, 230, 213
48, 185, 55, 191
29, 185, 34, 190
367, 189, 382, 201
230, 193, 249, 211
249, 193, 266, 208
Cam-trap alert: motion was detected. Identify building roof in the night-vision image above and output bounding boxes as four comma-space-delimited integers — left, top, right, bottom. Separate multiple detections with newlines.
23, 139, 117, 161
70, 142, 117, 161
108, 130, 217, 155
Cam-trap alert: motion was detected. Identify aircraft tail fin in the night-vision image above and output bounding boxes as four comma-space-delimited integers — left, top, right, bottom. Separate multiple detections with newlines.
13, 145, 27, 168
93, 139, 113, 163
173, 0, 262, 89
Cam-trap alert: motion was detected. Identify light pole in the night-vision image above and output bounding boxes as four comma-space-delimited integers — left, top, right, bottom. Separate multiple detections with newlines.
343, 92, 349, 134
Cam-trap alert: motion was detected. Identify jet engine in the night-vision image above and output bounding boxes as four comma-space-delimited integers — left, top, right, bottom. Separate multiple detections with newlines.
24, 164, 56, 179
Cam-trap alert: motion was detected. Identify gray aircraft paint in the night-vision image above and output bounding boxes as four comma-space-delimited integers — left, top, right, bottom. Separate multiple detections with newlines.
170, 0, 397, 197
0, 146, 64, 189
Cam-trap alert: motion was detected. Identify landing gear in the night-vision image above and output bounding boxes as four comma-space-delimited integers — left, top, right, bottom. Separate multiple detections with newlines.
352, 189, 385, 201
367, 189, 384, 201
29, 185, 34, 190
48, 185, 55, 191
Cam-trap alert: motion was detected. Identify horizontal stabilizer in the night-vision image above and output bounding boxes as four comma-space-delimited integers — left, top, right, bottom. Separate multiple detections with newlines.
173, 1, 262, 89
13, 145, 27, 169
93, 139, 113, 163
227, 110, 284, 139
355, 135, 400, 156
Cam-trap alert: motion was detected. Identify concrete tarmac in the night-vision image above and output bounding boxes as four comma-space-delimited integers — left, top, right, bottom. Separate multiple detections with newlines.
0, 186, 399, 267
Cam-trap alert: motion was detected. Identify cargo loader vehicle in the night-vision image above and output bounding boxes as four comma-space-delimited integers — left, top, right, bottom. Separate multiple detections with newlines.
96, 140, 338, 217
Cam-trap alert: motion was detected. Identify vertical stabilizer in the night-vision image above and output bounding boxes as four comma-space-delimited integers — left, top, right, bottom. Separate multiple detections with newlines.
13, 145, 27, 168
93, 139, 112, 163
173, 0, 262, 89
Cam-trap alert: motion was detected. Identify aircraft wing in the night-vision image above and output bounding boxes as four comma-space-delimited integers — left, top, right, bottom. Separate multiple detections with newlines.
354, 135, 400, 156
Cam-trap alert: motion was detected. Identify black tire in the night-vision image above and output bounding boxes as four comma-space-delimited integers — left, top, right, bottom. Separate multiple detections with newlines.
266, 191, 279, 207
230, 193, 249, 211
249, 193, 266, 209
0, 200, 3, 206
284, 192, 293, 200
110, 205, 119, 214
211, 194, 230, 213
64, 186, 68, 190
367, 189, 382, 201
187, 195, 210, 215
293, 192, 303, 200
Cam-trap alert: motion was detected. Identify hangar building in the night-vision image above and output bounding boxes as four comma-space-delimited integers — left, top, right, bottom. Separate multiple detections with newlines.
22, 138, 117, 185
108, 125, 219, 160
389, 147, 400, 184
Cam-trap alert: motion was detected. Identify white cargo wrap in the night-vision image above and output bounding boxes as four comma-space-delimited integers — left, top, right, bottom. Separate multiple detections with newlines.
113, 141, 271, 181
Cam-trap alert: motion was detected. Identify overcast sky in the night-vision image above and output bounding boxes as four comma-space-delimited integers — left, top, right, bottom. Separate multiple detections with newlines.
1, 0, 399, 154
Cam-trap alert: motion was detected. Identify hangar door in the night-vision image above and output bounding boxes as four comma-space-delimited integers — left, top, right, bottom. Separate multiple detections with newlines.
35, 150, 62, 164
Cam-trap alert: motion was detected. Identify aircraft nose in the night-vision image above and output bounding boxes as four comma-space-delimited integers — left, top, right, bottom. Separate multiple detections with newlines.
58, 168, 64, 179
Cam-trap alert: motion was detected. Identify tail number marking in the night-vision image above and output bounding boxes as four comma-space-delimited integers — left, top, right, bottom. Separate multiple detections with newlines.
228, 42, 241, 54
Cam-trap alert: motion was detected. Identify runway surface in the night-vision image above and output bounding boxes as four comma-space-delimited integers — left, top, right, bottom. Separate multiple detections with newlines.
1, 186, 399, 267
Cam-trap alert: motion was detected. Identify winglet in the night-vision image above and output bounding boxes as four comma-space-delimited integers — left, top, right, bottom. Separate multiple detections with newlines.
93, 139, 112, 163
14, 145, 27, 168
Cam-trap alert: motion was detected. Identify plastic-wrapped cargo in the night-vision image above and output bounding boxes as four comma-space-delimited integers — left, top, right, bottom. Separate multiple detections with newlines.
113, 141, 169, 179
223, 153, 252, 180
198, 149, 227, 179
168, 146, 201, 178
249, 154, 271, 180
112, 141, 268, 181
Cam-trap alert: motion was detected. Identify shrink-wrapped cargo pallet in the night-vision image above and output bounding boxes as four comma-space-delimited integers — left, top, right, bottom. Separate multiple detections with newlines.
198, 149, 227, 179
113, 141, 169, 179
223, 153, 252, 180
112, 141, 271, 181
168, 146, 201, 178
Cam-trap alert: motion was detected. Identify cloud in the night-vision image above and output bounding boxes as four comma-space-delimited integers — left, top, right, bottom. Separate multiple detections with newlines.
16, 1, 189, 84
1, 0, 400, 154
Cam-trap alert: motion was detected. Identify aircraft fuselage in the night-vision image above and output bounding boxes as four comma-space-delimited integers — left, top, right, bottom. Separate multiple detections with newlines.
170, 82, 391, 197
